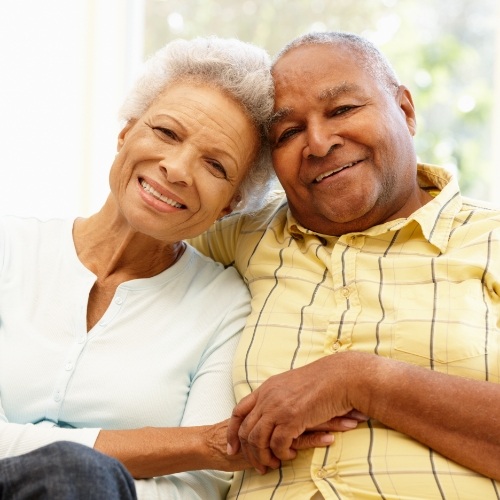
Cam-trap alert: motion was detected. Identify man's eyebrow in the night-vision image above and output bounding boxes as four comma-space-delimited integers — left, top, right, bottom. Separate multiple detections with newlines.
269, 107, 292, 127
319, 82, 363, 101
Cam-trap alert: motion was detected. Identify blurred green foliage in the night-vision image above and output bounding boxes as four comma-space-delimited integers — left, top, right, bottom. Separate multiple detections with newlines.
145, 0, 497, 198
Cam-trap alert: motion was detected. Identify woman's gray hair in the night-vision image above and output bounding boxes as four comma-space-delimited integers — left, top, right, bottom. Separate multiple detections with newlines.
119, 36, 275, 213
274, 31, 400, 95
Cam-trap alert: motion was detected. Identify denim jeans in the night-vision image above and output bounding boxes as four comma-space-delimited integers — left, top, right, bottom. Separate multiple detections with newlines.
0, 441, 137, 500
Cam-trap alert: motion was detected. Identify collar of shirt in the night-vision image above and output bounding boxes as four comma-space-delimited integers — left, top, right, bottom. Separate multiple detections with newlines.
286, 163, 462, 254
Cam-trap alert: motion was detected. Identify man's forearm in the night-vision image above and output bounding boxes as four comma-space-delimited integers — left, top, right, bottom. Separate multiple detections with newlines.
353, 353, 500, 480
228, 350, 500, 480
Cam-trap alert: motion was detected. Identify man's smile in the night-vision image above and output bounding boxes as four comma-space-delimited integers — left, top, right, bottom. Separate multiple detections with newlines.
313, 159, 363, 183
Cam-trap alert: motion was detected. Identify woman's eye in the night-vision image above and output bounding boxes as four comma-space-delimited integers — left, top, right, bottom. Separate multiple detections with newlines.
207, 160, 227, 179
153, 127, 177, 140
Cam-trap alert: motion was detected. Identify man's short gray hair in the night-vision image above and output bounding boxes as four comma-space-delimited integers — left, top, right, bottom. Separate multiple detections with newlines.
273, 31, 400, 96
119, 36, 275, 213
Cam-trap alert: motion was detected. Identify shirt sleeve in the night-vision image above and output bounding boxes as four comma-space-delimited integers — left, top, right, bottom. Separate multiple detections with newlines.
132, 269, 251, 499
0, 218, 100, 458
189, 191, 288, 277
188, 213, 243, 266
0, 398, 100, 458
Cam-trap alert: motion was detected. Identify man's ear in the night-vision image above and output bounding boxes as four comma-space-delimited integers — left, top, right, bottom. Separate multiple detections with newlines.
117, 120, 137, 151
397, 85, 417, 136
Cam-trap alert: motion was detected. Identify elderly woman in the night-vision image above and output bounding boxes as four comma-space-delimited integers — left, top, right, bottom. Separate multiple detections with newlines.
0, 36, 276, 499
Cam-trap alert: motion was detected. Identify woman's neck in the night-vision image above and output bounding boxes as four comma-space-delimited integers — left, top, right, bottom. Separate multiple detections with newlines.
73, 210, 185, 282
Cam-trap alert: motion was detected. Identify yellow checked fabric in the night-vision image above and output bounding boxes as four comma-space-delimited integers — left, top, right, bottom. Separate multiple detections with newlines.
191, 164, 500, 499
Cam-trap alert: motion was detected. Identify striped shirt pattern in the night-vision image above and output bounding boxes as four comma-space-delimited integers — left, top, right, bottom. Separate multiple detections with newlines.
192, 164, 500, 499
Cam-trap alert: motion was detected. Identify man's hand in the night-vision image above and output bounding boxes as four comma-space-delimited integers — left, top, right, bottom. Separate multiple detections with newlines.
226, 353, 370, 472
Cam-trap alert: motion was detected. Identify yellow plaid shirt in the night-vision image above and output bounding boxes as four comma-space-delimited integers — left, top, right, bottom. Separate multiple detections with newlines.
191, 164, 500, 499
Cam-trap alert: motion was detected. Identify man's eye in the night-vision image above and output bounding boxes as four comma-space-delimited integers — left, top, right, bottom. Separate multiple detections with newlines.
332, 105, 356, 116
153, 127, 177, 140
276, 128, 300, 145
207, 160, 227, 179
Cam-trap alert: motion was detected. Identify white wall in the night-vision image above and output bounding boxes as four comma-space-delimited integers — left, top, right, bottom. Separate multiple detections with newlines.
491, 1, 500, 202
0, 0, 144, 219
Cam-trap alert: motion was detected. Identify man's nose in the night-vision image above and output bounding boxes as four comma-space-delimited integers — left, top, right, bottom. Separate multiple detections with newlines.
303, 123, 343, 159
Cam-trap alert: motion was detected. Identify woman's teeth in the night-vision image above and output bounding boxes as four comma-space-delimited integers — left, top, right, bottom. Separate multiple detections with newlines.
140, 180, 183, 208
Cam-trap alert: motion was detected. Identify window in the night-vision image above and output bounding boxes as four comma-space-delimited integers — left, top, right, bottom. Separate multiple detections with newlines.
0, 0, 497, 218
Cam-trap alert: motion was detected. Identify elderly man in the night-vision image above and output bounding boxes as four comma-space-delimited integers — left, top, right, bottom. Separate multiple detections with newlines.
192, 31, 500, 499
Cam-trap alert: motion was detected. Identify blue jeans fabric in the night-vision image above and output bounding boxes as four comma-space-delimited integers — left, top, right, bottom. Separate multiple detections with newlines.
0, 441, 137, 500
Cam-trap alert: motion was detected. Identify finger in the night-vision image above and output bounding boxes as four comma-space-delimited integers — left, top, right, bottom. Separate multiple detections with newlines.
306, 411, 369, 432
227, 394, 258, 455
345, 409, 369, 421
307, 418, 358, 432
268, 424, 300, 461
292, 431, 335, 450
241, 415, 281, 471
240, 437, 280, 474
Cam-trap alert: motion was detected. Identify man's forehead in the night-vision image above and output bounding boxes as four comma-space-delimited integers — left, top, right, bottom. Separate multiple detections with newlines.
270, 81, 365, 125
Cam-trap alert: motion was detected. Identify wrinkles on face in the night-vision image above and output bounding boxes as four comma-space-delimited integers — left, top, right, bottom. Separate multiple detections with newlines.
109, 82, 259, 242
270, 44, 419, 235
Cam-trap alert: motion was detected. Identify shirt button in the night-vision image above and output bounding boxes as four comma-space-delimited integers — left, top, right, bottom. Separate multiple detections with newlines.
54, 392, 61, 402
316, 468, 327, 479
341, 286, 350, 297
115, 296, 123, 305
331, 340, 342, 352
65, 362, 73, 371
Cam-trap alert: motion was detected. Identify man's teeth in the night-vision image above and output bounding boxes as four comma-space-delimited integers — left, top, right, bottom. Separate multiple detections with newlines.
315, 162, 357, 182
140, 180, 183, 208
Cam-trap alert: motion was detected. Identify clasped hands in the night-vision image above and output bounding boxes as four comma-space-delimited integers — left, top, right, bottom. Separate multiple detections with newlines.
226, 352, 369, 474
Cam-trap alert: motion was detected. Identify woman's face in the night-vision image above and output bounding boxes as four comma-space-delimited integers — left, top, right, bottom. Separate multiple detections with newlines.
109, 82, 259, 242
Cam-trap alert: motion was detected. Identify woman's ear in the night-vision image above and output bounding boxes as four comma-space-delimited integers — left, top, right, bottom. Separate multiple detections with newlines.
217, 193, 242, 219
117, 120, 137, 151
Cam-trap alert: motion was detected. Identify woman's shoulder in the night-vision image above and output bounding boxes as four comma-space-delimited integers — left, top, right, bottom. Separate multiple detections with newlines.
0, 215, 70, 238
183, 244, 247, 292
185, 244, 242, 277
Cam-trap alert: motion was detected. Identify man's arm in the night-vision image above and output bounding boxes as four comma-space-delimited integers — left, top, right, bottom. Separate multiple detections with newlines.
227, 351, 500, 480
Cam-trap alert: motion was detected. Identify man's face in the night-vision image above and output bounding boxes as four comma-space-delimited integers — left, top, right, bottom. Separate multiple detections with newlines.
270, 43, 419, 236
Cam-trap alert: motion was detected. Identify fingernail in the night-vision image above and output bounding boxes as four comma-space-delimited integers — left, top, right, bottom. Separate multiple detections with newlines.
341, 419, 358, 429
350, 410, 369, 420
227, 443, 233, 455
321, 434, 335, 444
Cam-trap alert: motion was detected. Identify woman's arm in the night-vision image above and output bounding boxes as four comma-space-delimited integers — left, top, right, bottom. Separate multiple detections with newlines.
94, 420, 245, 478
95, 416, 365, 479
0, 400, 99, 458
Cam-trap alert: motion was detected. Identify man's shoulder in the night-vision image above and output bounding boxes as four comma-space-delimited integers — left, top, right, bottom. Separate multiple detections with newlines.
452, 195, 500, 242
461, 195, 500, 214
226, 190, 288, 231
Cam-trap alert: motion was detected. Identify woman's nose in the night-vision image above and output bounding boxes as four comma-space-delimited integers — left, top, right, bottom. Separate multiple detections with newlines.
159, 148, 194, 186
